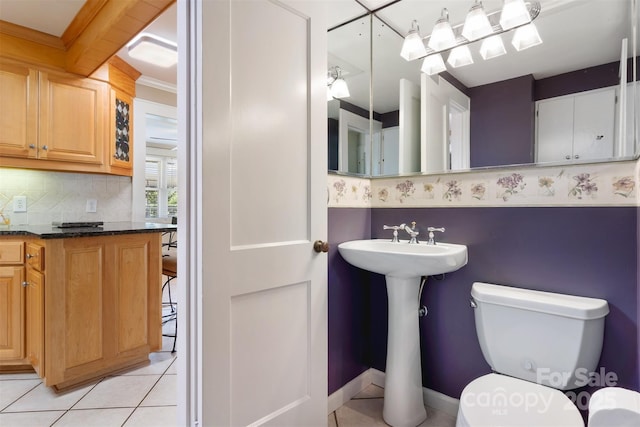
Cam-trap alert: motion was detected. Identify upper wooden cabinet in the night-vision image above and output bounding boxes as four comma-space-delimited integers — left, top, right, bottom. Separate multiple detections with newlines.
38, 71, 107, 165
0, 58, 135, 176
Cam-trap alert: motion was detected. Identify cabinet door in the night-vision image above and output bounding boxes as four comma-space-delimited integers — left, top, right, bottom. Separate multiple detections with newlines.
0, 266, 25, 361
110, 89, 134, 171
39, 71, 107, 164
26, 268, 43, 377
573, 88, 615, 161
0, 61, 37, 159
536, 97, 574, 163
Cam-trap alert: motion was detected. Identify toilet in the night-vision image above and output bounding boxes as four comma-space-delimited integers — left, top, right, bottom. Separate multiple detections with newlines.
456, 282, 610, 427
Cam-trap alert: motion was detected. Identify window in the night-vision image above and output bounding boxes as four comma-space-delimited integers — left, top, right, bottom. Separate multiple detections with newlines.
146, 155, 177, 219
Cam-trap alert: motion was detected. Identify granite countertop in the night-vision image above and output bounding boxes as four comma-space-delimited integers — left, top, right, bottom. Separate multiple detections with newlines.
0, 222, 177, 239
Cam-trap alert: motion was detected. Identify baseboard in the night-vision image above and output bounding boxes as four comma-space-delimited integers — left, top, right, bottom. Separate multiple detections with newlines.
368, 368, 460, 418
327, 369, 372, 414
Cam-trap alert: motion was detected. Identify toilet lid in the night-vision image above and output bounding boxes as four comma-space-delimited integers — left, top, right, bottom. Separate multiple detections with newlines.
458, 374, 583, 427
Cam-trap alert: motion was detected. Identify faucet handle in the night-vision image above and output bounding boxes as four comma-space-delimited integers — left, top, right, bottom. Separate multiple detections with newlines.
383, 224, 403, 242
426, 227, 445, 245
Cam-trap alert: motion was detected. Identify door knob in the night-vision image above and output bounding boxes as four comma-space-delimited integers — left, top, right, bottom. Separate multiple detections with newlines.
313, 240, 329, 253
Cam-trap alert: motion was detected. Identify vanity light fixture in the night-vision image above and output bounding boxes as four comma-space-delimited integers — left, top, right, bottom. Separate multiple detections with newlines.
479, 35, 507, 60
427, 9, 457, 52
400, 1, 542, 76
327, 66, 350, 99
400, 20, 427, 61
421, 53, 447, 76
500, 0, 532, 30
447, 45, 474, 68
461, 0, 493, 42
511, 23, 543, 51
128, 34, 177, 68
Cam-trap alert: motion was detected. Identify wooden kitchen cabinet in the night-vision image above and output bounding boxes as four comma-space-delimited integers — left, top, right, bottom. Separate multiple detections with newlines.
25, 242, 44, 377
0, 240, 25, 364
109, 88, 134, 172
0, 61, 38, 158
44, 233, 161, 390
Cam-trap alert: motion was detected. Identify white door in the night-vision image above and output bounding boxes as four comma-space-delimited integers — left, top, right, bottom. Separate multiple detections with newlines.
178, 1, 328, 426
536, 97, 574, 163
398, 78, 420, 174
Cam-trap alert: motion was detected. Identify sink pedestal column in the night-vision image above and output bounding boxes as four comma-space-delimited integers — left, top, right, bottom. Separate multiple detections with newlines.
383, 276, 427, 427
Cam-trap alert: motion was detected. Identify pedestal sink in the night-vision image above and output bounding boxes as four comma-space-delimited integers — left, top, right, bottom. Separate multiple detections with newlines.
338, 239, 468, 427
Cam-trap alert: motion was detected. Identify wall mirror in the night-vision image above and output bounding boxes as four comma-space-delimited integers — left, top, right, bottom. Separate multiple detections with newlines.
327, 0, 639, 177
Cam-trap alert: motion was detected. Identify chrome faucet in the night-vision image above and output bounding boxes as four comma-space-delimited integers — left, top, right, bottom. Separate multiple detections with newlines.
403, 222, 419, 244
426, 227, 445, 245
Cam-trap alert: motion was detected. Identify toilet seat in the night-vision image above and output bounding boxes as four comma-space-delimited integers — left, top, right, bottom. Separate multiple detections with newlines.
456, 374, 583, 427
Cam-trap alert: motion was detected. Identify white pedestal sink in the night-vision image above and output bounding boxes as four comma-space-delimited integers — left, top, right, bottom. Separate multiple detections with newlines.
338, 239, 468, 427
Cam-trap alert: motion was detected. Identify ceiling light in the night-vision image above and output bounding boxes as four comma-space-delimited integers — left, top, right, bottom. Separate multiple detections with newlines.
128, 34, 177, 68
512, 23, 542, 51
480, 35, 507, 60
428, 9, 457, 52
421, 54, 446, 75
500, 0, 532, 30
462, 1, 493, 41
401, 20, 427, 61
447, 45, 474, 68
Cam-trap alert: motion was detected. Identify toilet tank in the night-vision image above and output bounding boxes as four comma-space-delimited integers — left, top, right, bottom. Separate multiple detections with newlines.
471, 282, 609, 391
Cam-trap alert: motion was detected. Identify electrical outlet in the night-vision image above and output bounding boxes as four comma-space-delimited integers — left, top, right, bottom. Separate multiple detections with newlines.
13, 196, 27, 212
86, 199, 98, 213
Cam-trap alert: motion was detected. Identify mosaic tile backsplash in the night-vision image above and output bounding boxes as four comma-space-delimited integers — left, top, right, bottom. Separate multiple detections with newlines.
328, 161, 639, 208
0, 168, 132, 225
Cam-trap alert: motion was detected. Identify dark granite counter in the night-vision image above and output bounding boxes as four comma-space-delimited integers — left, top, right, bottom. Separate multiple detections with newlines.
0, 222, 176, 239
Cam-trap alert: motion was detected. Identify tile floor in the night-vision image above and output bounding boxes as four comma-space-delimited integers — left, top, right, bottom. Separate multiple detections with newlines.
1, 275, 456, 427
329, 385, 457, 427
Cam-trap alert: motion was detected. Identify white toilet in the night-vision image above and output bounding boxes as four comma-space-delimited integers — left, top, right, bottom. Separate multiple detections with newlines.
456, 282, 610, 427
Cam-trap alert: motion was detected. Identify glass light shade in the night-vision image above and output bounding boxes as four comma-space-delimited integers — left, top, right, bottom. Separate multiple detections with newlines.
330, 78, 350, 98
500, 0, 531, 30
461, 3, 493, 41
421, 54, 446, 75
512, 23, 542, 51
401, 30, 427, 61
447, 45, 474, 68
128, 35, 177, 67
479, 35, 506, 60
427, 19, 457, 51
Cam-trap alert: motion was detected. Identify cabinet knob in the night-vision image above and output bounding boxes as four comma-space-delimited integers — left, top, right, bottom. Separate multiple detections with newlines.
565, 155, 571, 160
21, 281, 29, 288
41, 145, 48, 151
574, 155, 580, 159
29, 144, 36, 149
26, 253, 35, 259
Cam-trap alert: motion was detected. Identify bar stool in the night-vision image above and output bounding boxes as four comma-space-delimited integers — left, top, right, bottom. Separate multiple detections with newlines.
162, 246, 177, 353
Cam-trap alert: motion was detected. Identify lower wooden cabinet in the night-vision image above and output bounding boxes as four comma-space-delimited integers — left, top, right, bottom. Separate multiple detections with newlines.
0, 233, 161, 390
0, 266, 25, 362
43, 233, 161, 389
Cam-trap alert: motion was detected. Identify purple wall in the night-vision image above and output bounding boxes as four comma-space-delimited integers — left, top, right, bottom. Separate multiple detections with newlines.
328, 208, 372, 394
327, 206, 639, 399
469, 75, 535, 168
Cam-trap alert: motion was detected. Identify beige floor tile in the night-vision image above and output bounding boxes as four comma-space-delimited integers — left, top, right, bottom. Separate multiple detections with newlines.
140, 374, 177, 407
0, 379, 41, 410
3, 382, 94, 412
328, 411, 338, 427
121, 352, 176, 376
335, 397, 388, 426
419, 406, 457, 427
73, 375, 160, 409
0, 372, 40, 380
123, 405, 177, 427
353, 384, 385, 399
165, 358, 177, 375
53, 408, 134, 427
0, 410, 64, 426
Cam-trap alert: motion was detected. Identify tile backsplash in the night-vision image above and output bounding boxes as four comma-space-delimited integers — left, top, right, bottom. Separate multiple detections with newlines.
0, 168, 132, 225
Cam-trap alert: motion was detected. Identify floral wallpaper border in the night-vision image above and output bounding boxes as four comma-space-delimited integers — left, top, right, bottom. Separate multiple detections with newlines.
327, 161, 639, 208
